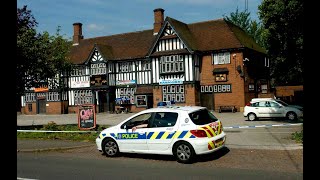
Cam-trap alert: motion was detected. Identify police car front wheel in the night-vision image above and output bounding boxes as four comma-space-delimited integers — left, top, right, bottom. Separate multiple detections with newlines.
173, 141, 195, 164
102, 138, 119, 157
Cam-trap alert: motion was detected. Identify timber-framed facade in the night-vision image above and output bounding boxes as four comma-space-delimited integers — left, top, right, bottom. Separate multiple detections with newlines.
20, 8, 271, 115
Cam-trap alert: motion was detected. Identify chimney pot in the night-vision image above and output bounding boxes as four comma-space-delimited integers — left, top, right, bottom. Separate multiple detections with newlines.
73, 22, 84, 45
153, 8, 164, 35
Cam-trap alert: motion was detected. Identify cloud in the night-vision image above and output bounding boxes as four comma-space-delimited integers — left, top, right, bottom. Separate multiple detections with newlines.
87, 23, 105, 31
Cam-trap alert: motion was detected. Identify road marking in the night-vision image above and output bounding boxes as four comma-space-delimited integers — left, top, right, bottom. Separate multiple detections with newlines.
17, 177, 39, 180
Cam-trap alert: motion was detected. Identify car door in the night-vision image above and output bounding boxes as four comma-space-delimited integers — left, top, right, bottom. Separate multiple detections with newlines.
256, 101, 273, 117
146, 112, 179, 152
117, 112, 151, 151
268, 101, 285, 117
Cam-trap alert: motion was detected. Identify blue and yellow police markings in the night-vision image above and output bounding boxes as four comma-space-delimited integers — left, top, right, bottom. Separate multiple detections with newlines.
117, 133, 146, 139
101, 131, 196, 140
100, 132, 117, 139
147, 131, 195, 140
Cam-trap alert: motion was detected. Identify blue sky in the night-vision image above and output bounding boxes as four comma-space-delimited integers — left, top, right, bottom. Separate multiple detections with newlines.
17, 0, 262, 40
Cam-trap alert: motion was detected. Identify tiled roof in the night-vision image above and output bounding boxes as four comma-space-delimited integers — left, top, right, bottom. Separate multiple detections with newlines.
69, 30, 155, 64
69, 17, 265, 64
186, 18, 265, 53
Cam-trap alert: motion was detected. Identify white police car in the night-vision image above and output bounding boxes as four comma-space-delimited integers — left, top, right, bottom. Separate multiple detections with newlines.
96, 106, 226, 163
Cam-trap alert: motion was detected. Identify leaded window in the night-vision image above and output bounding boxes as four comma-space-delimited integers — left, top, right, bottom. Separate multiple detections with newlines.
47, 92, 60, 102
160, 55, 184, 74
74, 90, 93, 105
162, 85, 185, 103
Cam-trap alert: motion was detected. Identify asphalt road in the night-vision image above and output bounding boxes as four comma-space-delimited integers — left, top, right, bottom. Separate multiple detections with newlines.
17, 147, 303, 180
17, 112, 303, 179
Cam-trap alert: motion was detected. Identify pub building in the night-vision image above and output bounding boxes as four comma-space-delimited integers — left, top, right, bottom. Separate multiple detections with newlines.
20, 8, 270, 115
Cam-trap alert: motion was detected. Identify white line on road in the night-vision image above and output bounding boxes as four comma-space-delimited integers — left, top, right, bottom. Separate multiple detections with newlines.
17, 177, 39, 180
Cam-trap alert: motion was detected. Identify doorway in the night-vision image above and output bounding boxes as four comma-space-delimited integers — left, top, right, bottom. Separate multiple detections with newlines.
98, 91, 108, 113
200, 93, 214, 111
37, 98, 46, 114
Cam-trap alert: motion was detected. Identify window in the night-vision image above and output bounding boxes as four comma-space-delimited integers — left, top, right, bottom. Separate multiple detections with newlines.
162, 85, 185, 103
212, 52, 231, 65
74, 90, 93, 105
189, 109, 218, 125
142, 61, 151, 70
120, 113, 152, 129
261, 84, 268, 94
91, 63, 106, 75
152, 112, 178, 127
116, 88, 136, 104
160, 55, 184, 74
71, 66, 87, 76
25, 93, 36, 102
28, 104, 32, 112
47, 92, 60, 102
248, 84, 255, 91
119, 62, 132, 72
136, 95, 147, 107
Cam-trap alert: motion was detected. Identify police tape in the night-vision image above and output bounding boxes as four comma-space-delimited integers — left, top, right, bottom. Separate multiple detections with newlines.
17, 130, 98, 133
17, 123, 303, 133
223, 123, 303, 129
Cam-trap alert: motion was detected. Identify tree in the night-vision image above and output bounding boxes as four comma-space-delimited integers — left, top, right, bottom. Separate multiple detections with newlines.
17, 5, 73, 110
258, 0, 303, 86
223, 7, 267, 49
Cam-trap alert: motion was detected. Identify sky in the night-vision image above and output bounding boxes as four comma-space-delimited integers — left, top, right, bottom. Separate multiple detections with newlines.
17, 0, 262, 40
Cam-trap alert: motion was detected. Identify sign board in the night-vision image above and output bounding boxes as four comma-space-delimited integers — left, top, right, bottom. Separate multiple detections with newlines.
78, 104, 96, 130
159, 79, 183, 85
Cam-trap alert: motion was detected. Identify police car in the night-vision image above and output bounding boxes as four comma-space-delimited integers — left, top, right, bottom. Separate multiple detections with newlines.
96, 106, 226, 163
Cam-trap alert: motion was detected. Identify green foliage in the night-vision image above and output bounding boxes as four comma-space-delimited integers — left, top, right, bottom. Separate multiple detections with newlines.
292, 129, 303, 144
258, 0, 303, 86
223, 7, 267, 49
41, 121, 59, 131
17, 5, 73, 97
17, 123, 110, 142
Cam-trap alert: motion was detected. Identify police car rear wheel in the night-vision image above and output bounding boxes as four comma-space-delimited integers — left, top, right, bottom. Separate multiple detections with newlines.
102, 138, 119, 157
173, 141, 195, 164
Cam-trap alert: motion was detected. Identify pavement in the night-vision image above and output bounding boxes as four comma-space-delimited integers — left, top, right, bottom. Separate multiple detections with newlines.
17, 111, 303, 152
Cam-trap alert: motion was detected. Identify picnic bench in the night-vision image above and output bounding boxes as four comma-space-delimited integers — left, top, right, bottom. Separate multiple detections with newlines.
218, 105, 237, 113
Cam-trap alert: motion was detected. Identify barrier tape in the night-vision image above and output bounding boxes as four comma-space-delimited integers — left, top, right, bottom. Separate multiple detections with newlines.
17, 123, 302, 133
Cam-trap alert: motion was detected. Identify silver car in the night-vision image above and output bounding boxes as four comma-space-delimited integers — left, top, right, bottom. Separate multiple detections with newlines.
243, 98, 303, 121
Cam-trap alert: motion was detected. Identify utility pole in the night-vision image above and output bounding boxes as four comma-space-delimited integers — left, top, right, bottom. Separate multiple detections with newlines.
245, 0, 248, 12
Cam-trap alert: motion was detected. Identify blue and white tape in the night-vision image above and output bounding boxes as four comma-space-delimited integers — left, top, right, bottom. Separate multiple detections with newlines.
224, 123, 303, 129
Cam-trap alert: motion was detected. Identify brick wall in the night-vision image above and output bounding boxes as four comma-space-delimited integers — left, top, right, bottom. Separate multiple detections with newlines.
153, 86, 162, 107
46, 102, 62, 114
200, 53, 246, 112
185, 85, 196, 106
22, 103, 37, 115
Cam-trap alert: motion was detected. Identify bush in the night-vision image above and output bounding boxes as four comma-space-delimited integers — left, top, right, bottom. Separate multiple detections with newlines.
292, 128, 303, 144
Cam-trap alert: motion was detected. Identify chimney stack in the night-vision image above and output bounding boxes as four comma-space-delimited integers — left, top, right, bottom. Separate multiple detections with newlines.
153, 8, 164, 35
73, 22, 84, 46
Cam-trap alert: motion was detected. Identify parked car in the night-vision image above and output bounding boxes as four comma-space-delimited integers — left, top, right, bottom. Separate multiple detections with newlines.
243, 98, 303, 121
96, 106, 226, 163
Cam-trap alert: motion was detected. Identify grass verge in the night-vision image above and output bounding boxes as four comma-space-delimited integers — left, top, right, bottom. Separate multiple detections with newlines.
17, 121, 109, 142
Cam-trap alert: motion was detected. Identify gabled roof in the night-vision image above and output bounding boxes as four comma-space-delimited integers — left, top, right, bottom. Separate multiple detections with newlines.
68, 16, 265, 64
187, 18, 265, 53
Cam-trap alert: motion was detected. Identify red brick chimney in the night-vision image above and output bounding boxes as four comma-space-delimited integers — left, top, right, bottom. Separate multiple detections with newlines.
73, 22, 84, 45
153, 8, 164, 35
